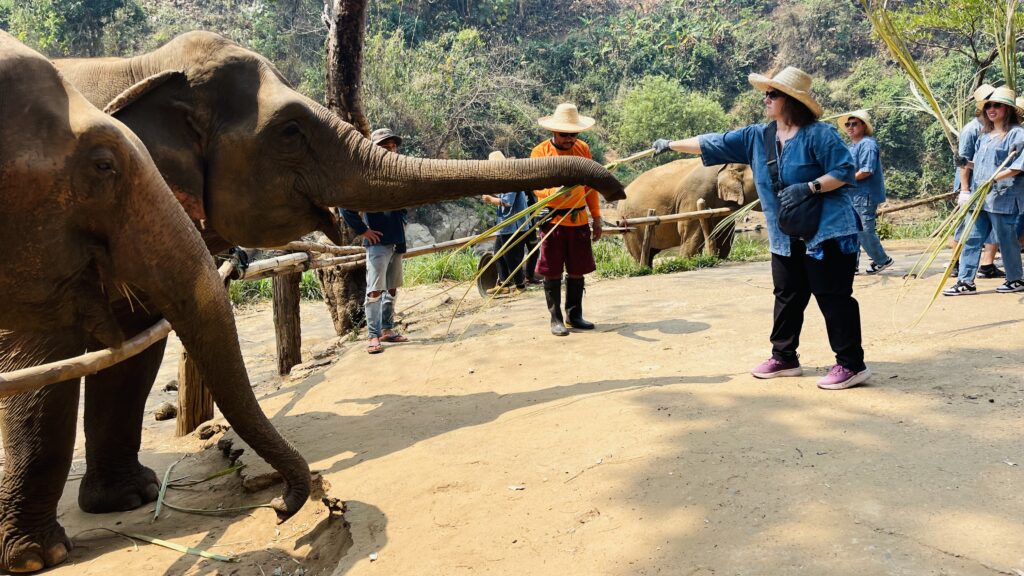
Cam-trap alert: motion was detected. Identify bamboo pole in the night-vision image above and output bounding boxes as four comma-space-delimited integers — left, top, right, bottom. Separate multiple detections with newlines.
270, 241, 365, 256
273, 272, 302, 375
877, 191, 956, 215
175, 349, 213, 436
639, 208, 656, 268
0, 262, 234, 397
696, 199, 716, 256
403, 233, 499, 259
620, 207, 733, 227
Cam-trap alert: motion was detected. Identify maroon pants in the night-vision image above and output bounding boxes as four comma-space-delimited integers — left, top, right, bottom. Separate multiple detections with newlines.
536, 224, 596, 277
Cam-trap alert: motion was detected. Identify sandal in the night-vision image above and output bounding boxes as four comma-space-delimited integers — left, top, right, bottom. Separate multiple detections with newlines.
380, 332, 409, 343
366, 338, 384, 354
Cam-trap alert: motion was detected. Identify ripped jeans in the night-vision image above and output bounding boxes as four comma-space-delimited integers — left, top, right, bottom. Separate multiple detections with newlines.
365, 243, 403, 338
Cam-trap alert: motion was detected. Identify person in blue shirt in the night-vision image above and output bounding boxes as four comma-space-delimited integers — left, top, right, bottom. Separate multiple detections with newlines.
838, 110, 893, 274
652, 66, 870, 390
340, 128, 410, 354
481, 150, 529, 294
944, 86, 1024, 295
949, 83, 1004, 280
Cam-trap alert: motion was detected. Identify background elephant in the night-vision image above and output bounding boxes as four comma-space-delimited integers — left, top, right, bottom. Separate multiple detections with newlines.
619, 158, 758, 263
0, 32, 309, 573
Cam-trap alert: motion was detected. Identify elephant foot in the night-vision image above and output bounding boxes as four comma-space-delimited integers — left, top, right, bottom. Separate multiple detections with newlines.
78, 461, 160, 513
0, 520, 71, 573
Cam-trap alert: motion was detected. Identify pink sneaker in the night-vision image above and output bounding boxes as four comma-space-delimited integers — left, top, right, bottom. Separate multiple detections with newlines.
751, 357, 802, 379
816, 365, 871, 390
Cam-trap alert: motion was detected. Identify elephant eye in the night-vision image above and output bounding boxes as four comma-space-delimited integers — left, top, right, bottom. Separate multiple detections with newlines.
95, 160, 114, 172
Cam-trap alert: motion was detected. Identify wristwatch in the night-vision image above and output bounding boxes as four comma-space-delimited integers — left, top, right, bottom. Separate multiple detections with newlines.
811, 179, 822, 193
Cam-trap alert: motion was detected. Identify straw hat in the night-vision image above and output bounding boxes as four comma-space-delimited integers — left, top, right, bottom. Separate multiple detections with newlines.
370, 127, 402, 146
972, 83, 995, 102
837, 109, 874, 136
488, 150, 507, 161
748, 66, 823, 118
538, 103, 595, 133
976, 86, 1016, 111
1015, 96, 1024, 115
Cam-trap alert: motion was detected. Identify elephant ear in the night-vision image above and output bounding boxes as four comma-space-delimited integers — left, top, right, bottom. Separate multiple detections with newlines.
104, 71, 208, 225
716, 164, 747, 205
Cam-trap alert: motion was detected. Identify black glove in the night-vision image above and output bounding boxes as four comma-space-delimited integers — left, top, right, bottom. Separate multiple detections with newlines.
954, 154, 969, 168
652, 138, 673, 156
778, 182, 812, 209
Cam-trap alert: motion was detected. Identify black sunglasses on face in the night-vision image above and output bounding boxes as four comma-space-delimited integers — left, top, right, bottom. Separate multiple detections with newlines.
554, 132, 579, 138
764, 90, 784, 100
844, 121, 862, 127
984, 102, 1005, 110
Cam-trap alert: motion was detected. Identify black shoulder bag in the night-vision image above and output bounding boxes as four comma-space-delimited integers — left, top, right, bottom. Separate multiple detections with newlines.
764, 121, 824, 239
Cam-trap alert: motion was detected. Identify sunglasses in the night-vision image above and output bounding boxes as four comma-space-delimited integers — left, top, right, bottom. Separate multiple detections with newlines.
764, 90, 785, 100
984, 102, 1005, 110
844, 121, 862, 127
554, 132, 579, 138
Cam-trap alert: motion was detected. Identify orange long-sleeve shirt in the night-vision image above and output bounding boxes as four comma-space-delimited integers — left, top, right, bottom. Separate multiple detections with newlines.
530, 139, 601, 227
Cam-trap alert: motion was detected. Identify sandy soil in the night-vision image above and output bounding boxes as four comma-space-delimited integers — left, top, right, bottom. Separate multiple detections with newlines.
35, 240, 1024, 575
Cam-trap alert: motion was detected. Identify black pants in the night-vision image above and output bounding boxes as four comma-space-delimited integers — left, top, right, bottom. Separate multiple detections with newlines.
495, 233, 526, 287
770, 239, 865, 371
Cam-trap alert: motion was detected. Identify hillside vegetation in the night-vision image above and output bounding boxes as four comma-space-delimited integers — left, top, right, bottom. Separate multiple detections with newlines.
0, 0, 1010, 195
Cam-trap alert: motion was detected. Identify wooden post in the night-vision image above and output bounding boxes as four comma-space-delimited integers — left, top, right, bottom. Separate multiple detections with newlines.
639, 208, 656, 268
176, 349, 213, 436
696, 198, 716, 256
273, 271, 302, 375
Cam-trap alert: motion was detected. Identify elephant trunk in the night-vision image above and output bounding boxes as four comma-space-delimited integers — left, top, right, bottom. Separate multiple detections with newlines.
320, 118, 626, 212
110, 167, 310, 520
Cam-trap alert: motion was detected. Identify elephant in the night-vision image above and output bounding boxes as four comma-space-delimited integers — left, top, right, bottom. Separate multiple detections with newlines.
9, 29, 623, 566
618, 158, 758, 263
0, 32, 309, 572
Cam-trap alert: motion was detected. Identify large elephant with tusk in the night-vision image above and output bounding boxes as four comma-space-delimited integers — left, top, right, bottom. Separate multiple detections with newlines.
0, 32, 309, 573
619, 158, 757, 263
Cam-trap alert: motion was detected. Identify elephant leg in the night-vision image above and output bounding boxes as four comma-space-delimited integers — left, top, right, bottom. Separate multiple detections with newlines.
0, 330, 80, 573
78, 333, 166, 513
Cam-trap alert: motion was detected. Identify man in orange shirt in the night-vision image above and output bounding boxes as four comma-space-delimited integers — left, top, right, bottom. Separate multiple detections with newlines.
531, 103, 603, 336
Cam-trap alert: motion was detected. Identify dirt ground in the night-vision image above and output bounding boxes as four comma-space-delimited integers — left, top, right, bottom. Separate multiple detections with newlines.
39, 239, 1024, 576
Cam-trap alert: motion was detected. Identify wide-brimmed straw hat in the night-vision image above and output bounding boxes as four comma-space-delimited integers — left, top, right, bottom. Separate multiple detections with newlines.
976, 86, 1017, 111
748, 66, 823, 118
1016, 96, 1024, 114
837, 109, 874, 136
538, 103, 595, 133
488, 150, 507, 161
972, 83, 995, 102
370, 127, 402, 146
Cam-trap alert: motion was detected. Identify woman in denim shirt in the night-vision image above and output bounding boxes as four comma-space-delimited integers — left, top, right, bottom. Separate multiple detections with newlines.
945, 86, 1024, 295
652, 67, 869, 390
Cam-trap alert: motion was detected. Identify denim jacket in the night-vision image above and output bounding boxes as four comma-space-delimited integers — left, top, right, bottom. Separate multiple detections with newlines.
970, 125, 1024, 214
494, 191, 528, 235
848, 136, 886, 204
699, 121, 858, 257
954, 118, 982, 190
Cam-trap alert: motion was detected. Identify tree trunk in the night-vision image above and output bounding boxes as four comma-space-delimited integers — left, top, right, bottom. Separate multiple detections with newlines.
273, 272, 302, 375
176, 349, 213, 436
319, 0, 370, 337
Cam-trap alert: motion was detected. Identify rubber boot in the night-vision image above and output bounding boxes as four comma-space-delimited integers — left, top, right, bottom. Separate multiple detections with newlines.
565, 276, 594, 330
543, 278, 569, 336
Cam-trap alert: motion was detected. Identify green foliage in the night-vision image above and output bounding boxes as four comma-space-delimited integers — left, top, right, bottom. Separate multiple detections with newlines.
877, 215, 946, 240
772, 0, 874, 78
227, 271, 324, 305
1, 0, 146, 56
404, 251, 479, 285
611, 76, 730, 157
727, 234, 771, 262
362, 28, 540, 159
592, 234, 769, 279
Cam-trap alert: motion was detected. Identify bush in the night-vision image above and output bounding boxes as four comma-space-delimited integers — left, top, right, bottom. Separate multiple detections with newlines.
405, 251, 479, 285
611, 76, 730, 157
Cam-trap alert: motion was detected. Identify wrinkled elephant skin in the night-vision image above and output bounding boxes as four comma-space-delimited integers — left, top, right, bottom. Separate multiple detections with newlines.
0, 32, 309, 573
619, 159, 757, 263
53, 31, 626, 252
